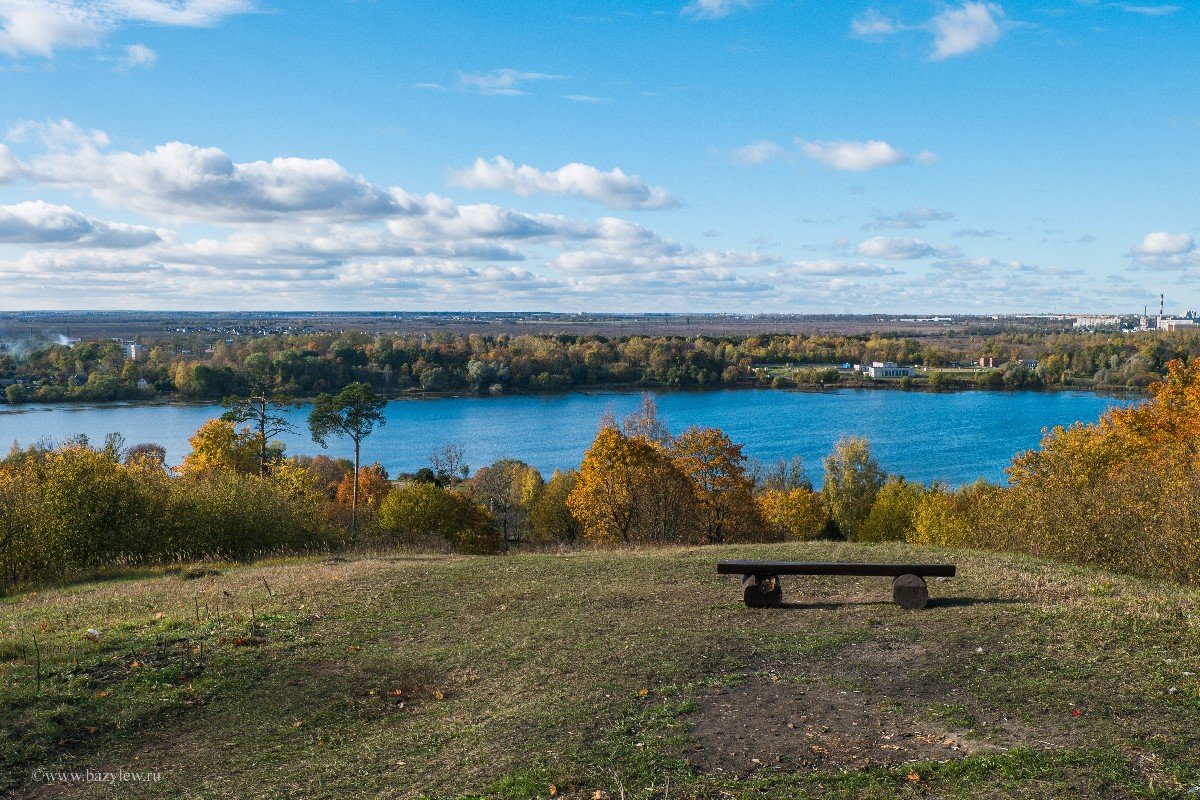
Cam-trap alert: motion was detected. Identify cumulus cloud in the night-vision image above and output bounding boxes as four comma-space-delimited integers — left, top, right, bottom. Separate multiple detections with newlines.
851, 2, 1004, 61
930, 2, 1004, 60
449, 156, 677, 210
1130, 231, 1194, 256
25, 138, 434, 222
682, 0, 752, 19
856, 236, 959, 260
120, 42, 157, 68
797, 139, 935, 172
0, 200, 166, 247
866, 207, 954, 230
0, 143, 21, 182
730, 140, 788, 166
0, 0, 253, 58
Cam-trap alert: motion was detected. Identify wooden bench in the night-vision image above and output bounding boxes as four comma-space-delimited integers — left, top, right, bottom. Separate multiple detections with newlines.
716, 560, 957, 610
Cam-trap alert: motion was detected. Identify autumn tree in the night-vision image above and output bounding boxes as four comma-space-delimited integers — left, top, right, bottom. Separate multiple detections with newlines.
529, 469, 580, 546
179, 419, 266, 477
221, 353, 299, 476
821, 436, 886, 540
568, 426, 698, 545
859, 477, 923, 542
461, 459, 543, 546
309, 382, 386, 534
335, 463, 392, 510
758, 487, 824, 541
670, 426, 765, 543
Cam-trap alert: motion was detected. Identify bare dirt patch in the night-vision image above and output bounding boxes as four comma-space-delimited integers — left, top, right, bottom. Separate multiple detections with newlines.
687, 677, 1001, 778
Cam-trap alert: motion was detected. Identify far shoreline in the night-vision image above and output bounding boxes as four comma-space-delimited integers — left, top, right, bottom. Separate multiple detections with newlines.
0, 380, 1146, 413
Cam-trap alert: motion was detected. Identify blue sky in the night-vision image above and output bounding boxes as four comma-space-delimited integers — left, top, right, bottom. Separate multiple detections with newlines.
0, 0, 1197, 313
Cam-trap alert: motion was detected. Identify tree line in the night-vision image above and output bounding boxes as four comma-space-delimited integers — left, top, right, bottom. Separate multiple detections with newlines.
3, 359, 1198, 595
6, 327, 1200, 404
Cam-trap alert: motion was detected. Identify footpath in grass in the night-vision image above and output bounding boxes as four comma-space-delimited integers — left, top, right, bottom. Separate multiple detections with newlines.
1, 542, 1198, 799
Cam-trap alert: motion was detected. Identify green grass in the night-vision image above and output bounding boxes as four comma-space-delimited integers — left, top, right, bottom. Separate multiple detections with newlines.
2, 542, 1199, 799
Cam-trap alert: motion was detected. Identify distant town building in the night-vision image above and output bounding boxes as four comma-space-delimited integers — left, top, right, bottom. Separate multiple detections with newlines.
1159, 318, 1196, 332
121, 341, 142, 360
978, 356, 998, 368
137, 378, 151, 390
1073, 315, 1122, 330
867, 362, 914, 378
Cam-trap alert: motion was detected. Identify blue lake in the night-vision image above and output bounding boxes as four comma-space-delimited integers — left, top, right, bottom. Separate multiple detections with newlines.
0, 389, 1137, 487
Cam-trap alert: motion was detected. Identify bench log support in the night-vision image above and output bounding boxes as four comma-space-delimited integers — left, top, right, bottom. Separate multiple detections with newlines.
741, 574, 782, 608
891, 573, 929, 610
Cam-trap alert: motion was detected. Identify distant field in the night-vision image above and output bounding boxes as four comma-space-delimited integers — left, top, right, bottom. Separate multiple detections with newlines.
0, 311, 1070, 342
3, 543, 1198, 799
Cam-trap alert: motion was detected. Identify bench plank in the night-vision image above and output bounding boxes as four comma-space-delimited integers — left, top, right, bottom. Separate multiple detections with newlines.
716, 560, 956, 578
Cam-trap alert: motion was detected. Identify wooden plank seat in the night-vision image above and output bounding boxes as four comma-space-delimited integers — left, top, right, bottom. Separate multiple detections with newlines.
716, 560, 957, 610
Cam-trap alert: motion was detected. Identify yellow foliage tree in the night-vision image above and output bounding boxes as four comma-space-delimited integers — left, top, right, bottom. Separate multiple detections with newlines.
670, 426, 767, 543
179, 419, 262, 477
567, 426, 699, 545
758, 487, 824, 541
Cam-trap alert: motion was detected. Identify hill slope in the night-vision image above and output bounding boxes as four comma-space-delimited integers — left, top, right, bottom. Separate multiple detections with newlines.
2, 543, 1199, 799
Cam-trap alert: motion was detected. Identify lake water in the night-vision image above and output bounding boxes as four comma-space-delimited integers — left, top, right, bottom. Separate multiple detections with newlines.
0, 389, 1136, 487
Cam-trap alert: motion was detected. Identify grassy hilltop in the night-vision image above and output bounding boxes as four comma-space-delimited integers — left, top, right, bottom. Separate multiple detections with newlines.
2, 542, 1198, 799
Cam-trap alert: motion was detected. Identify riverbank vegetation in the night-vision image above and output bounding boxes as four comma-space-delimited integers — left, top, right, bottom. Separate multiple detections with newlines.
2, 359, 1198, 596
4, 327, 1199, 405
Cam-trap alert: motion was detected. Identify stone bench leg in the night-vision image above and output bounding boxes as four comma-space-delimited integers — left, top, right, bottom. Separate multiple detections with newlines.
892, 574, 929, 609
742, 574, 783, 608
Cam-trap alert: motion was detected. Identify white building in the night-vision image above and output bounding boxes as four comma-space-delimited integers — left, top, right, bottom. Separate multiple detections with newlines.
1073, 315, 1121, 330
1159, 318, 1196, 332
867, 361, 914, 379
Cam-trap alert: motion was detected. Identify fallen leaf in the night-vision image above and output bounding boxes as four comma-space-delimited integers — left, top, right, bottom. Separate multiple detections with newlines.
292, 720, 303, 728
637, 688, 649, 697
434, 690, 445, 701
130, 661, 141, 670
155, 612, 165, 620
592, 792, 603, 800
810, 745, 828, 754
96, 690, 108, 698
549, 785, 558, 796
1071, 708, 1083, 717
907, 772, 921, 782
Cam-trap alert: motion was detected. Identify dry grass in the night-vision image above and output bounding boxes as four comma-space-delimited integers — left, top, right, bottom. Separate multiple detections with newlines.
2, 542, 1198, 799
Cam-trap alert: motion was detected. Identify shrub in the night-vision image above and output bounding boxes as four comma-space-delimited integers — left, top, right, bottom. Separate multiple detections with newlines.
859, 477, 922, 542
758, 487, 825, 541
378, 482, 501, 554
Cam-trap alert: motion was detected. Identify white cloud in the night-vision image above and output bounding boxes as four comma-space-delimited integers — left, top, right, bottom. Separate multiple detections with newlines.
0, 143, 21, 182
930, 2, 1004, 60
788, 260, 896, 277
455, 69, 566, 96
449, 156, 678, 210
1112, 3, 1180, 16
0, 200, 166, 247
866, 207, 954, 230
562, 94, 611, 104
0, 0, 253, 58
796, 138, 933, 172
851, 9, 901, 36
682, 0, 752, 19
856, 236, 959, 260
8, 118, 109, 149
852, 2, 1005, 61
730, 140, 787, 166
25, 138, 433, 222
121, 42, 157, 68
1130, 231, 1194, 256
